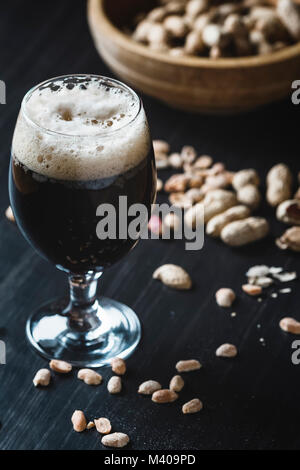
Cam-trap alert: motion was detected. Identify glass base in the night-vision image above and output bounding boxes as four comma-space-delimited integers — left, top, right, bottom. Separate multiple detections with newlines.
26, 297, 141, 367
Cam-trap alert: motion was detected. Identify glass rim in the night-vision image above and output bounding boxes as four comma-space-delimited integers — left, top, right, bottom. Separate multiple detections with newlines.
20, 74, 143, 138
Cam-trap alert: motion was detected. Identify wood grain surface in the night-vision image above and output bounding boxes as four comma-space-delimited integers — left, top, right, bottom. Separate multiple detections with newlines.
0, 0, 300, 451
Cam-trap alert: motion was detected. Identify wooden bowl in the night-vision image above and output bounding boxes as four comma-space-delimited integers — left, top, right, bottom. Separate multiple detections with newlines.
88, 0, 300, 113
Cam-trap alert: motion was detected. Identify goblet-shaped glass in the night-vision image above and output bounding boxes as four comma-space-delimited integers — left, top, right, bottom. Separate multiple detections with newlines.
9, 75, 156, 367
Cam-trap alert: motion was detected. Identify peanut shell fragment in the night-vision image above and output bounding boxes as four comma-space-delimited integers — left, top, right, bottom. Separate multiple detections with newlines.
266, 163, 292, 207
153, 140, 170, 155
175, 359, 202, 373
77, 369, 102, 386
94, 418, 112, 435
111, 357, 126, 376
152, 389, 178, 403
216, 343, 238, 358
5, 206, 15, 222
242, 284, 262, 296
153, 264, 192, 290
107, 376, 122, 394
71, 410, 87, 433
138, 380, 162, 395
101, 432, 130, 448
33, 369, 51, 387
215, 288, 236, 307
49, 359, 72, 374
276, 200, 300, 225
206, 205, 250, 238
182, 398, 203, 414
232, 169, 260, 191
276, 226, 300, 252
169, 375, 184, 392
279, 317, 300, 334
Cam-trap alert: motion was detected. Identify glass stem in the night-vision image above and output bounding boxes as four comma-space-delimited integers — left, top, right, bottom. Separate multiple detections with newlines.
65, 272, 102, 333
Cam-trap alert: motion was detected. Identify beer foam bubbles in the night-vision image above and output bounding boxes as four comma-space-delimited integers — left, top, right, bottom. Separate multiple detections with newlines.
12, 78, 150, 180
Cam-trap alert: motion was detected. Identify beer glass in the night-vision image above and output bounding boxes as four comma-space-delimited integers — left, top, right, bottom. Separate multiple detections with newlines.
9, 75, 156, 366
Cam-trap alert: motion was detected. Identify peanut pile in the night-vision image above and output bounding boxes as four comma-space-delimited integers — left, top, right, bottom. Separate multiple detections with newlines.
153, 139, 269, 247
129, 0, 300, 59
154, 140, 300, 250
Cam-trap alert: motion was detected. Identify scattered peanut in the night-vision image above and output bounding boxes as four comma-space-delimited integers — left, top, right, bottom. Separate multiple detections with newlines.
237, 184, 261, 210
276, 226, 300, 252
111, 357, 126, 376
163, 212, 181, 232
87, 422, 95, 430
71, 410, 87, 433
184, 202, 205, 229
176, 359, 202, 372
181, 145, 197, 164
155, 152, 170, 169
182, 398, 203, 414
169, 375, 184, 392
279, 317, 300, 334
276, 199, 300, 225
49, 359, 72, 374
216, 343, 238, 358
266, 163, 293, 207
94, 417, 112, 435
152, 389, 178, 403
138, 380, 162, 395
153, 264, 192, 290
184, 188, 204, 204
107, 376, 122, 394
242, 284, 262, 296
33, 369, 51, 387
206, 205, 250, 237
77, 369, 102, 386
221, 217, 269, 246
294, 187, 300, 200
157, 178, 163, 192
165, 173, 190, 192
102, 432, 130, 448
148, 215, 163, 236
153, 140, 170, 156
169, 191, 193, 208
195, 155, 213, 169
215, 288, 236, 307
169, 152, 183, 169
5, 206, 15, 222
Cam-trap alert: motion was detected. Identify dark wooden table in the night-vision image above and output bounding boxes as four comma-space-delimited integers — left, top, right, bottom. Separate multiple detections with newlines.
1, 0, 300, 451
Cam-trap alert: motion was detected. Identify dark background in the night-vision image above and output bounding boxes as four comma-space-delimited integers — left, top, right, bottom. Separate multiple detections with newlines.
0, 0, 300, 451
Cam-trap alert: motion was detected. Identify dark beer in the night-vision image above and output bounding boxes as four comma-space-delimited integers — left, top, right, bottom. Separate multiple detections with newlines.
10, 154, 155, 273
10, 75, 156, 273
